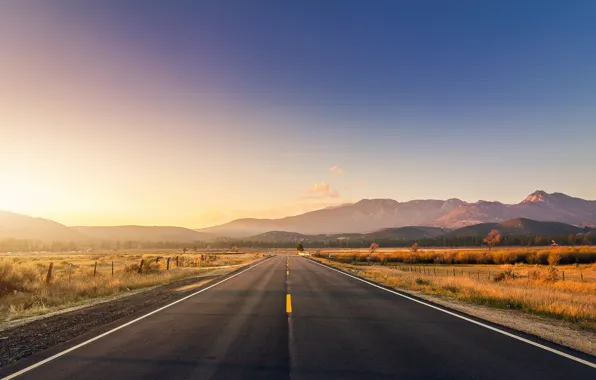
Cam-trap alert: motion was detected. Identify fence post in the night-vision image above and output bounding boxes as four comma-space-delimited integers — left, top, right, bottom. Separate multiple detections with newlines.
581, 272, 584, 282
176, 256, 179, 267
94, 262, 97, 277
562, 271, 565, 281
68, 263, 72, 283
433, 268, 436, 276
488, 270, 491, 280
43, 262, 53, 284
477, 270, 480, 279
112, 261, 114, 276
138, 259, 145, 274
453, 268, 455, 276
167, 257, 170, 271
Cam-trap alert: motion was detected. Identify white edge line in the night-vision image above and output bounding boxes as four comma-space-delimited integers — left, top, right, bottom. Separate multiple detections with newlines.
1, 257, 275, 380
306, 258, 596, 369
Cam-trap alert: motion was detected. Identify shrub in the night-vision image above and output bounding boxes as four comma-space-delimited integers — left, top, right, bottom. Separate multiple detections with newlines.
545, 266, 559, 282
0, 261, 38, 296
493, 268, 514, 282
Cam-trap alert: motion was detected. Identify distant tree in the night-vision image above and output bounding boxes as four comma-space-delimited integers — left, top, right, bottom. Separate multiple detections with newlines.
548, 252, 561, 266
231, 246, 239, 253
483, 229, 501, 251
296, 243, 304, 252
369, 242, 379, 254
411, 242, 419, 252
568, 233, 576, 246
583, 234, 591, 246
182, 247, 188, 253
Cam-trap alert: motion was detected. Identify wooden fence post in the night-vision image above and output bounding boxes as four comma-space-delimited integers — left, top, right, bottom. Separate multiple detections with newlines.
94, 262, 97, 277
176, 256, 179, 267
45, 262, 54, 284
68, 263, 72, 283
112, 261, 114, 276
453, 268, 455, 276
167, 258, 170, 271
138, 259, 145, 274
562, 271, 565, 281
581, 272, 584, 282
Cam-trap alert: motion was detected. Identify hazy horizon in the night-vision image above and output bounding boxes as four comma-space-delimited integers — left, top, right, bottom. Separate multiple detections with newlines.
2, 2, 596, 228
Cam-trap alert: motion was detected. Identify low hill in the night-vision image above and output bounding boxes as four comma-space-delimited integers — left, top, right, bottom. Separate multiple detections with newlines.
247, 231, 310, 243
445, 218, 583, 238
73, 226, 212, 243
0, 211, 86, 242
366, 226, 447, 240
246, 226, 447, 244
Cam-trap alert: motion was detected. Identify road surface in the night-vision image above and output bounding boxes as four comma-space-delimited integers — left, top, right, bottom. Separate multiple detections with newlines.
1, 255, 594, 379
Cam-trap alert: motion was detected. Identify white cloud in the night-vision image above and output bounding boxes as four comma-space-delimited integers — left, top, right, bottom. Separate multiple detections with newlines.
300, 181, 340, 199
329, 166, 344, 175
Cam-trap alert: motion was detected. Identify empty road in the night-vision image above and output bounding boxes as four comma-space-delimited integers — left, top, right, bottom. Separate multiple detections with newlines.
1, 255, 594, 379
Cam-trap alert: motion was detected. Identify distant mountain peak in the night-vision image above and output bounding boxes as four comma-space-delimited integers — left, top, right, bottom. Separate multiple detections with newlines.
523, 190, 550, 203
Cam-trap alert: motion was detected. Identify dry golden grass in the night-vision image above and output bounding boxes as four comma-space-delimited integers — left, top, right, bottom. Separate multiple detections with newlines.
323, 246, 596, 266
0, 251, 262, 321
313, 257, 596, 330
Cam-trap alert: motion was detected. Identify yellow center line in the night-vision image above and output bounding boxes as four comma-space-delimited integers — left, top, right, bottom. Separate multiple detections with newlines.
286, 294, 292, 313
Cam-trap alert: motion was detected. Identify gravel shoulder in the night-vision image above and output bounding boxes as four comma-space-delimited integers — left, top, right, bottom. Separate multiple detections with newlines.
0, 261, 260, 367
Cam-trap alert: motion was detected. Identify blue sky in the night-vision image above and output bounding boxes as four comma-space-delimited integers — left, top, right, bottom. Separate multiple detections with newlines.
1, 1, 595, 226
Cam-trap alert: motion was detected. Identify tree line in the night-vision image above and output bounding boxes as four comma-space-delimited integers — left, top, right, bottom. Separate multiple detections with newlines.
2, 231, 593, 253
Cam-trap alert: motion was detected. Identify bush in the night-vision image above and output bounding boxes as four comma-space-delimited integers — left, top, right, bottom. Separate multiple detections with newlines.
493, 268, 515, 282
0, 261, 38, 296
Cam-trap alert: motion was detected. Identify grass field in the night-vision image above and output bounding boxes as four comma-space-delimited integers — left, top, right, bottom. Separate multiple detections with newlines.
0, 250, 263, 322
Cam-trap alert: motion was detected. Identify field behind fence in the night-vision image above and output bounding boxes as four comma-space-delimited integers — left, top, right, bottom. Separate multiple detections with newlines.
0, 251, 262, 321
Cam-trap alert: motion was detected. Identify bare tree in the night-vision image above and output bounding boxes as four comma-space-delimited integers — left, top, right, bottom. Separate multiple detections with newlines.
411, 242, 419, 252
369, 242, 379, 254
483, 229, 501, 251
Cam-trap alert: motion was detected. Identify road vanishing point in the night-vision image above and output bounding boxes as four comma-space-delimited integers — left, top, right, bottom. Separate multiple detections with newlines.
1, 255, 594, 379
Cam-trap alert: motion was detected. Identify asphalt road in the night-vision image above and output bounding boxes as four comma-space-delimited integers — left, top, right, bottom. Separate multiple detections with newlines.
1, 255, 594, 379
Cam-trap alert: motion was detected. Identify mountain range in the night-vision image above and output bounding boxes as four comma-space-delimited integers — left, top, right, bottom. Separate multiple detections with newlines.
1, 191, 595, 243
199, 191, 596, 237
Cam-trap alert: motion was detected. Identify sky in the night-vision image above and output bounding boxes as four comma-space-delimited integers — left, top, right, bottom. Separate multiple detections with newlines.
1, 1, 595, 228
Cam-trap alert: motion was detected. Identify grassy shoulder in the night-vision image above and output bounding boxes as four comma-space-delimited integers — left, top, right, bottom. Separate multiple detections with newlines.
0, 252, 262, 322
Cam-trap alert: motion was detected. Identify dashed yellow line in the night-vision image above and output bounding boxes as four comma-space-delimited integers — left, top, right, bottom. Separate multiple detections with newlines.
286, 294, 292, 313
